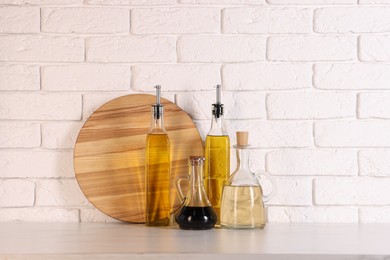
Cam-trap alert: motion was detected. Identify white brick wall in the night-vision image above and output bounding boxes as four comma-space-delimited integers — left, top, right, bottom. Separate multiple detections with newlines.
359, 149, 390, 177
41, 8, 129, 34
359, 93, 390, 118
315, 121, 390, 147
0, 36, 84, 62
315, 177, 390, 205
1, 1, 390, 224
269, 177, 312, 206
314, 63, 390, 90
0, 93, 82, 120
360, 0, 390, 3
223, 8, 311, 34
267, 149, 357, 176
132, 8, 220, 34
267, 92, 356, 120
132, 64, 220, 91
269, 0, 355, 3
86, 0, 176, 5
267, 36, 357, 61
0, 151, 74, 178
0, 179, 35, 207
0, 64, 40, 91
176, 91, 266, 120
0, 7, 40, 33
177, 35, 266, 62
180, 0, 265, 4
360, 35, 390, 61
360, 207, 390, 223
314, 7, 390, 33
223, 63, 312, 90
0, 0, 82, 4
36, 179, 89, 206
0, 123, 40, 148
41, 65, 131, 92
268, 207, 358, 223
229, 120, 313, 148
86, 36, 176, 62
42, 122, 83, 149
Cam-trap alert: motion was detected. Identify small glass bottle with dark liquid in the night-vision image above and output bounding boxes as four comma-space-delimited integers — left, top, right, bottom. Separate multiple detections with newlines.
175, 156, 217, 230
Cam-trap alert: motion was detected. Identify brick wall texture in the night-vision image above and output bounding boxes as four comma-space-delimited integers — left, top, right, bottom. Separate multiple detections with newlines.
1, 0, 390, 223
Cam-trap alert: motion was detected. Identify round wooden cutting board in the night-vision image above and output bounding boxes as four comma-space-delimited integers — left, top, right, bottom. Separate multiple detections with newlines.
74, 94, 204, 223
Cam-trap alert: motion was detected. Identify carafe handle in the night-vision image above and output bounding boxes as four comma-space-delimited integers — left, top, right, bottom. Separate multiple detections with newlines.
255, 170, 276, 203
175, 177, 188, 204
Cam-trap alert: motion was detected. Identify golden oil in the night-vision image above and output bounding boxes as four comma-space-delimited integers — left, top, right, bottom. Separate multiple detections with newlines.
205, 134, 230, 223
145, 133, 170, 226
145, 85, 171, 226
204, 84, 230, 225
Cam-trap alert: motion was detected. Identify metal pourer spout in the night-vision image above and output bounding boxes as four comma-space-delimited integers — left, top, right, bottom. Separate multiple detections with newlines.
212, 84, 223, 118
216, 84, 221, 105
153, 85, 163, 119
155, 85, 161, 105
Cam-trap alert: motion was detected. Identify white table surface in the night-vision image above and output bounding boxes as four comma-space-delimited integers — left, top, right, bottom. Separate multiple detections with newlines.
0, 223, 389, 259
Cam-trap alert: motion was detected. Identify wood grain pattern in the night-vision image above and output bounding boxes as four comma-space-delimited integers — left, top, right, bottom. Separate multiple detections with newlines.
74, 94, 204, 223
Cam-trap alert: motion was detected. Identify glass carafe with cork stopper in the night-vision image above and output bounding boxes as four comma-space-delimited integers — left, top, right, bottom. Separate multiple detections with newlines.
220, 131, 276, 229
204, 84, 230, 225
145, 85, 171, 226
175, 156, 217, 230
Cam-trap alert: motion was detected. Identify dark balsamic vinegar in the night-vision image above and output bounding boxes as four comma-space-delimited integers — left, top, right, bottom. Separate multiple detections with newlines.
175, 206, 217, 230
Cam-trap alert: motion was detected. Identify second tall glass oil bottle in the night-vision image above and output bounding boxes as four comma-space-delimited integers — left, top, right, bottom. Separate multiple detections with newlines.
204, 84, 230, 224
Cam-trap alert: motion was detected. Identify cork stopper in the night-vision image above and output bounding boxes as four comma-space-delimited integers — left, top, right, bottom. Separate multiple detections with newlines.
236, 131, 249, 146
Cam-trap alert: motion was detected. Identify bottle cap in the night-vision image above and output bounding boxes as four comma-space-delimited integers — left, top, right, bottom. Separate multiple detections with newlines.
188, 156, 205, 165
236, 131, 249, 146
212, 84, 224, 118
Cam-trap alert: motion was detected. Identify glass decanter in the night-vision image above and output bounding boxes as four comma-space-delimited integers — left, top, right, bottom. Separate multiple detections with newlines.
220, 131, 276, 229
175, 156, 217, 230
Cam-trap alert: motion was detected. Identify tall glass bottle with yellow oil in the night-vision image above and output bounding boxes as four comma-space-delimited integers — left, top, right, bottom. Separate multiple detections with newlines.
205, 84, 230, 225
145, 85, 171, 226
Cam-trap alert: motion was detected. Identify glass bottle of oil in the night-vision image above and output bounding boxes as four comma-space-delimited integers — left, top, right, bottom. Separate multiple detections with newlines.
145, 85, 171, 226
205, 84, 230, 225
175, 156, 217, 230
220, 132, 276, 229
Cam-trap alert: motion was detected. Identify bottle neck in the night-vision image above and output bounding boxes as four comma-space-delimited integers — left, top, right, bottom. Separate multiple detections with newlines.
189, 164, 203, 190
151, 117, 165, 130
187, 163, 210, 207
150, 106, 166, 133
208, 105, 227, 136
235, 145, 250, 172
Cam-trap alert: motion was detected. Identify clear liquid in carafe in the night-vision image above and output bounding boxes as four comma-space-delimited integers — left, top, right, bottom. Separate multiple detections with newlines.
220, 185, 265, 229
